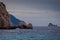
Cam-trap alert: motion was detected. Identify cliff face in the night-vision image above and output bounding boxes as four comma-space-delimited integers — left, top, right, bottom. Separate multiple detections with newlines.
0, 2, 32, 29
0, 2, 11, 27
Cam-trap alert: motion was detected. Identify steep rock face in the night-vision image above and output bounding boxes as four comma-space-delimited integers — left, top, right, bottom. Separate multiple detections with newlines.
0, 2, 11, 27
0, 2, 32, 29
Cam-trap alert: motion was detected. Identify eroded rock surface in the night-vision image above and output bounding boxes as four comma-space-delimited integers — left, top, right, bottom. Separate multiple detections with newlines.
0, 2, 11, 27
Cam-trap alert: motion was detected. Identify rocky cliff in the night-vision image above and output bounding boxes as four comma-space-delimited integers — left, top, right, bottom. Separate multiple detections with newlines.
0, 2, 11, 27
0, 2, 32, 29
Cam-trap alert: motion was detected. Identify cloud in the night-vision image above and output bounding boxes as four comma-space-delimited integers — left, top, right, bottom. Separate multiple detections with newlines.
2, 0, 60, 11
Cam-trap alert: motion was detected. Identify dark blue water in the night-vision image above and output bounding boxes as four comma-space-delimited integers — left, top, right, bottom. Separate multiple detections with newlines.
0, 27, 60, 40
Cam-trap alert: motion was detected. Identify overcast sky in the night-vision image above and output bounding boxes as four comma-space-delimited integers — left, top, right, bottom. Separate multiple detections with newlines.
2, 0, 60, 26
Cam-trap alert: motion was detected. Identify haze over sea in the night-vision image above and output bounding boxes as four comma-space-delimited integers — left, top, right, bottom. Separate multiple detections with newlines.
0, 26, 60, 40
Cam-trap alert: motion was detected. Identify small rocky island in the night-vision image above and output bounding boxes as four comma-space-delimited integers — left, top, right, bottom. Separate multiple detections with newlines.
48, 23, 57, 27
0, 2, 32, 29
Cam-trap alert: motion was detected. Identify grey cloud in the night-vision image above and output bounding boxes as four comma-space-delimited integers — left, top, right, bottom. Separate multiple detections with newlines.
2, 0, 60, 11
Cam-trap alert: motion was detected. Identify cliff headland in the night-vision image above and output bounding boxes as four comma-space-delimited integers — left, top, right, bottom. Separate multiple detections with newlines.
0, 2, 32, 29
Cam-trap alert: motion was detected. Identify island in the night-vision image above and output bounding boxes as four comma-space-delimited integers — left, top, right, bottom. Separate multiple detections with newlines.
48, 23, 57, 27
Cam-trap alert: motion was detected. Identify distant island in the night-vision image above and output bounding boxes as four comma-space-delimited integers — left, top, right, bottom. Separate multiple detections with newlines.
48, 23, 58, 27
0, 2, 32, 29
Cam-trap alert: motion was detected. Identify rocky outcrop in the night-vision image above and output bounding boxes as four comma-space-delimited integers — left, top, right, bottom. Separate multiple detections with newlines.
10, 14, 33, 29
0, 2, 32, 29
27, 23, 32, 29
48, 23, 57, 27
18, 23, 33, 29
0, 2, 11, 27
18, 21, 27, 29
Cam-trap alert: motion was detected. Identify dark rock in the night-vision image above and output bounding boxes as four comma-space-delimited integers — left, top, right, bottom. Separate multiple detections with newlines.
0, 2, 11, 27
48, 23, 57, 27
27, 23, 33, 29
0, 2, 33, 29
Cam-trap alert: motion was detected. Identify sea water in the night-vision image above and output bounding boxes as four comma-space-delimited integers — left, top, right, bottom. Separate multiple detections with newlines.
0, 27, 60, 40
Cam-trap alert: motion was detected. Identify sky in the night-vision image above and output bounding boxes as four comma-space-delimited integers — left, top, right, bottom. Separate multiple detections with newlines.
1, 0, 60, 26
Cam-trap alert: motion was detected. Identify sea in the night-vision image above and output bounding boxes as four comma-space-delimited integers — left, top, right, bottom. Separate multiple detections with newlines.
0, 26, 60, 40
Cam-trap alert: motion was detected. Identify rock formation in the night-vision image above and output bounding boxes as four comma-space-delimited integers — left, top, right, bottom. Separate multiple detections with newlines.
27, 23, 32, 29
18, 21, 27, 29
18, 22, 33, 29
48, 23, 57, 27
0, 2, 32, 29
0, 2, 11, 27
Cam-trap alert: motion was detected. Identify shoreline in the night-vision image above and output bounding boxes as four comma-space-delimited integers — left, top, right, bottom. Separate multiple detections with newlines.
0, 26, 33, 29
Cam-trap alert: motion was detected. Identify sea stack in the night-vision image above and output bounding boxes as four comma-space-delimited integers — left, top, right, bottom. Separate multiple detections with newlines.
48, 23, 57, 27
0, 2, 11, 27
